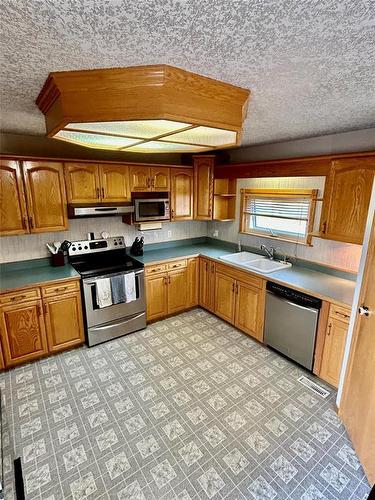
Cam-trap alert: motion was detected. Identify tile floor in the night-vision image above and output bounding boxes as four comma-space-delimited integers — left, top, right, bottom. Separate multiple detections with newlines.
0, 308, 371, 500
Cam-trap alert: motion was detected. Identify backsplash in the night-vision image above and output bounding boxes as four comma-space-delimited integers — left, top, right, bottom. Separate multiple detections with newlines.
0, 218, 208, 263
208, 177, 362, 273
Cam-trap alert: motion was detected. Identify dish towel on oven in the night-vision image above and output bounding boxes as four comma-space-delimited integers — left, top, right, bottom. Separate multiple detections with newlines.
124, 272, 136, 303
110, 275, 126, 304
96, 278, 113, 308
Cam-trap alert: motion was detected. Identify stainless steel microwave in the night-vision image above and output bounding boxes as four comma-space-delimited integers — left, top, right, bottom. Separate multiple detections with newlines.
134, 198, 170, 222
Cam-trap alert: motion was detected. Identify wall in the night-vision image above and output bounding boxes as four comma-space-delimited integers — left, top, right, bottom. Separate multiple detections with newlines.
209, 177, 362, 273
0, 218, 207, 263
228, 128, 375, 162
0, 132, 182, 165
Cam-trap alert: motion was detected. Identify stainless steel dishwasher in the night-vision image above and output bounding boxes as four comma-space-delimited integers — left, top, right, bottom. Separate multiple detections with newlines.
264, 282, 322, 370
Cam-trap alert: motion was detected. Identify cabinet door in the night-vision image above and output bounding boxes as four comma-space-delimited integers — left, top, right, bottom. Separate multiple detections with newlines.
320, 159, 374, 244
235, 280, 264, 341
0, 299, 48, 367
0, 159, 29, 235
146, 273, 168, 321
320, 318, 348, 387
214, 272, 235, 323
23, 161, 68, 232
44, 291, 85, 353
100, 165, 130, 202
186, 258, 199, 308
129, 166, 151, 192
193, 156, 214, 220
170, 168, 193, 220
199, 258, 215, 311
151, 167, 170, 191
167, 269, 188, 314
65, 163, 100, 203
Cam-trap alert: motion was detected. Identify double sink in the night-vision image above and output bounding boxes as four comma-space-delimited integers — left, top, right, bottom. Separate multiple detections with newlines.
220, 252, 292, 274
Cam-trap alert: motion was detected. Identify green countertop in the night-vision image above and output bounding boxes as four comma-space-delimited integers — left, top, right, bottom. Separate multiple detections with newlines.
0, 258, 80, 293
136, 241, 356, 307
0, 239, 356, 307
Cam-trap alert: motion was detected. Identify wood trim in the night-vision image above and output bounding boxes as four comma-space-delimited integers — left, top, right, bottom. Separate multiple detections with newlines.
214, 151, 375, 179
0, 277, 81, 296
313, 300, 330, 375
0, 154, 185, 169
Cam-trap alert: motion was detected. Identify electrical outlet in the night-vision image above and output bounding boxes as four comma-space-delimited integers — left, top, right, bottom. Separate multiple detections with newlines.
213, 230, 219, 238
167, 230, 172, 238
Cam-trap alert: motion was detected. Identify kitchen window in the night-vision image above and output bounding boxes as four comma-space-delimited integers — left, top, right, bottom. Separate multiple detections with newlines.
240, 189, 318, 245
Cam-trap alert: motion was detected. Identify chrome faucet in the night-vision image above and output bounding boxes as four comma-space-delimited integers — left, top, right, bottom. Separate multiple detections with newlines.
260, 244, 275, 260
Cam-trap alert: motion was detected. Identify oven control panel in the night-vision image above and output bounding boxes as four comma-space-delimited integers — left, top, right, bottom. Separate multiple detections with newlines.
68, 236, 125, 256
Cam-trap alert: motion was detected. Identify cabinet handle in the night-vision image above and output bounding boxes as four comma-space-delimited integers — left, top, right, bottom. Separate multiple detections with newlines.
322, 222, 327, 234
43, 302, 48, 314
163, 276, 168, 285
335, 311, 350, 319
327, 323, 332, 336
29, 216, 33, 228
211, 264, 215, 273
171, 209, 175, 219
96, 187, 100, 198
236, 283, 239, 294
54, 286, 68, 292
146, 177, 150, 188
150, 268, 161, 273
36, 304, 41, 316
232, 283, 235, 293
10, 295, 27, 302
151, 177, 155, 188
102, 187, 105, 198
205, 262, 208, 271
22, 216, 27, 229
168, 276, 171, 284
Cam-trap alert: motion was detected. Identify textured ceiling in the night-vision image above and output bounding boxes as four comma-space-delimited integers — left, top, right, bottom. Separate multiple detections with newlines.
1, 0, 375, 148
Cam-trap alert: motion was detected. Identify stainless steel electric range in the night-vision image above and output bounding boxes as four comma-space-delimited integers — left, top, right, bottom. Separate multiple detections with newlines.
68, 236, 146, 346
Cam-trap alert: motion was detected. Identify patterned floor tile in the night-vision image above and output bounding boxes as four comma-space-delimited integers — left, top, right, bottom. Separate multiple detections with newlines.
0, 308, 370, 500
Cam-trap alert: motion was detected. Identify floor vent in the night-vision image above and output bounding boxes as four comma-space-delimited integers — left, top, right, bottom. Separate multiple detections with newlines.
298, 376, 330, 398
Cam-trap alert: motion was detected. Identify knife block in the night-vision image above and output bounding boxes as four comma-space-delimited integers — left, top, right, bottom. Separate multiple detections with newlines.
51, 251, 65, 267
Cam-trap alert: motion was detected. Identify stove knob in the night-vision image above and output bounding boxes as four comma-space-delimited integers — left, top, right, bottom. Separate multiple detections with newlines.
114, 242, 118, 246
84, 246, 88, 249
72, 247, 76, 252
119, 241, 123, 245
78, 246, 82, 250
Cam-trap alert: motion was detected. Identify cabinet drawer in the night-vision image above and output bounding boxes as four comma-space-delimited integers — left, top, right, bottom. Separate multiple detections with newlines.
215, 263, 263, 289
145, 263, 167, 276
0, 287, 40, 305
41, 280, 80, 297
167, 259, 187, 271
329, 304, 351, 324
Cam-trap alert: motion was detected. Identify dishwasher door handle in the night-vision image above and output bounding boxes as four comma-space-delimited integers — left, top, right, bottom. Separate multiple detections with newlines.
284, 299, 319, 313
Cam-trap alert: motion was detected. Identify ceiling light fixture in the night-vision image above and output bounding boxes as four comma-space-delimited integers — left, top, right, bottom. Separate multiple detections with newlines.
36, 65, 250, 153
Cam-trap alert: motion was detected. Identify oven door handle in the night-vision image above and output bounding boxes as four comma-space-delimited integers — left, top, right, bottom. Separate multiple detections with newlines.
90, 313, 145, 331
84, 270, 144, 286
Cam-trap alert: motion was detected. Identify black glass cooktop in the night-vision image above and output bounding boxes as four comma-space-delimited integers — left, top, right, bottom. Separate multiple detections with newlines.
69, 250, 143, 278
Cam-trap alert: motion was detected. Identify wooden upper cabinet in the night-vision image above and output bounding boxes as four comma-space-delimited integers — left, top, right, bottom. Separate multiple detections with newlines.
0, 298, 48, 367
193, 156, 214, 220
65, 162, 100, 203
23, 161, 68, 232
320, 158, 375, 244
129, 166, 170, 192
151, 167, 170, 191
99, 165, 130, 202
0, 160, 29, 235
129, 166, 151, 192
170, 168, 193, 220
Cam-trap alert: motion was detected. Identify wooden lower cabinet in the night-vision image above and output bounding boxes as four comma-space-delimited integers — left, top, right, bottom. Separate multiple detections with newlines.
0, 279, 84, 369
319, 305, 350, 387
215, 272, 235, 323
199, 257, 215, 311
214, 265, 265, 341
168, 269, 187, 315
146, 273, 168, 321
145, 258, 198, 321
235, 281, 264, 342
0, 298, 49, 367
44, 291, 85, 353
186, 258, 199, 308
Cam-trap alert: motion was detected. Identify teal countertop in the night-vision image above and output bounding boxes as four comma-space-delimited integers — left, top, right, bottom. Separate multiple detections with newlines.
0, 239, 356, 307
136, 241, 356, 307
0, 258, 80, 293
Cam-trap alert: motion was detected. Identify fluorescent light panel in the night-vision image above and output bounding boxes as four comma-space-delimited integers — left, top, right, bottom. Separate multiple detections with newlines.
54, 119, 238, 152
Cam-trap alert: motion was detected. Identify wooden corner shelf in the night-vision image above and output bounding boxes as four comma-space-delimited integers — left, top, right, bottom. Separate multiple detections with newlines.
213, 178, 237, 220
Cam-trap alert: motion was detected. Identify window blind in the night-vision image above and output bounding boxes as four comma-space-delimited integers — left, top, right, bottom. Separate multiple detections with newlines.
244, 195, 311, 222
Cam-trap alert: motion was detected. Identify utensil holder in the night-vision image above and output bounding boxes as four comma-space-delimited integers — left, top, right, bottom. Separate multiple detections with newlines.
51, 251, 65, 267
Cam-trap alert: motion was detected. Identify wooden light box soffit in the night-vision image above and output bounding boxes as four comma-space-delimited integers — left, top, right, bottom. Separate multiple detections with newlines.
36, 65, 250, 153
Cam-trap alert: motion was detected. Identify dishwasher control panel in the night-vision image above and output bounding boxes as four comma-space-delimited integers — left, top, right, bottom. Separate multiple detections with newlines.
266, 281, 322, 310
